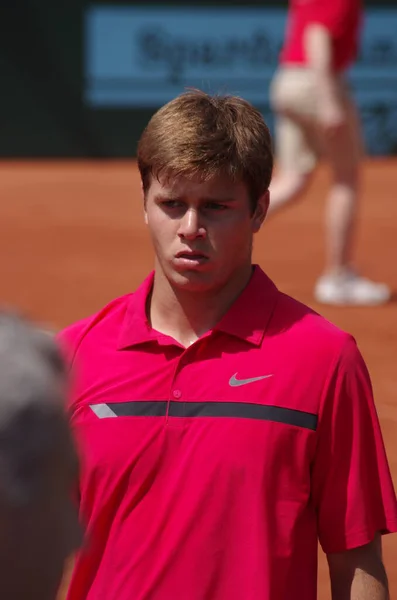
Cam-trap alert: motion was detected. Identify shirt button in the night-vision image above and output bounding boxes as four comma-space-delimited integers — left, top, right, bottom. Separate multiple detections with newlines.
173, 389, 182, 399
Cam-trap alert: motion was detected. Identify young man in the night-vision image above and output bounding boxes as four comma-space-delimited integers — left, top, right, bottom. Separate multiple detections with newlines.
269, 0, 391, 305
59, 90, 397, 600
0, 311, 82, 600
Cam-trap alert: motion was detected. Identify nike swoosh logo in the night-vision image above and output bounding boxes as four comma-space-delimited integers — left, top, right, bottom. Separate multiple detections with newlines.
229, 373, 273, 387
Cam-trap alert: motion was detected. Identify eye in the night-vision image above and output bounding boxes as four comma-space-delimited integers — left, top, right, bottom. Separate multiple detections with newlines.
161, 200, 183, 210
204, 202, 228, 211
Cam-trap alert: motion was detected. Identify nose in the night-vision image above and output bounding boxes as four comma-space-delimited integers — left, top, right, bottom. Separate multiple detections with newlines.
178, 208, 206, 240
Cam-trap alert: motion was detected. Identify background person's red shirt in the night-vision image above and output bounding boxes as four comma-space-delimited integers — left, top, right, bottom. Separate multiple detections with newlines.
280, 0, 363, 72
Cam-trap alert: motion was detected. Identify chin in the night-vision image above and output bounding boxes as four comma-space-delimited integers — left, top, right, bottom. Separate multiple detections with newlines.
168, 269, 217, 293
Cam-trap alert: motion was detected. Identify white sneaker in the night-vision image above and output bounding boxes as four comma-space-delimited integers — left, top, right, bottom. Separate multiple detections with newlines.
314, 269, 391, 306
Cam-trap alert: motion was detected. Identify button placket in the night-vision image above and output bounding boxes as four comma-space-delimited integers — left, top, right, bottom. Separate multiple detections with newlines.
167, 345, 197, 424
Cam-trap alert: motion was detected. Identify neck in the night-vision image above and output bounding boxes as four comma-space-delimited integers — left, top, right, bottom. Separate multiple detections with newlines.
149, 264, 253, 347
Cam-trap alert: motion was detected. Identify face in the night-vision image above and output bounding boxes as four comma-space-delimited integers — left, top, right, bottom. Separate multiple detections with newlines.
144, 174, 269, 293
0, 413, 83, 600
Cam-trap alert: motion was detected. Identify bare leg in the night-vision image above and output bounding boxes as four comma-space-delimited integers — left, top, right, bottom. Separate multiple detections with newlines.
324, 164, 359, 274
268, 170, 312, 216
268, 111, 316, 216
314, 98, 390, 304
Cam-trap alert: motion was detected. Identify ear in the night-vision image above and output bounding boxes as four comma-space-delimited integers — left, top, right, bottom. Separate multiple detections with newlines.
141, 181, 149, 224
252, 190, 269, 233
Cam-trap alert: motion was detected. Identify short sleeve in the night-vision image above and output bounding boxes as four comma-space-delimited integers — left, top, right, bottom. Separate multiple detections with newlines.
312, 336, 397, 554
56, 322, 87, 504
56, 318, 89, 414
303, 0, 353, 36
56, 321, 84, 371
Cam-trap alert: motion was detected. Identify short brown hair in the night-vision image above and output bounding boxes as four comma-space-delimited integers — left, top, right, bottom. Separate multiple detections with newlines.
137, 89, 273, 210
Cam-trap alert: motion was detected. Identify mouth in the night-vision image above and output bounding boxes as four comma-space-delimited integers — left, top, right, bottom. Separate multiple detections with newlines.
174, 250, 209, 267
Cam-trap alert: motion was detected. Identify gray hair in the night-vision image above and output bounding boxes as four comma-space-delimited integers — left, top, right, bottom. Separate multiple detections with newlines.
0, 311, 68, 505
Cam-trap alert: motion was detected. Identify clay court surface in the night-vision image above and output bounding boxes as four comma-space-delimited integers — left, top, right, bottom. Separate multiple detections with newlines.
1, 159, 396, 599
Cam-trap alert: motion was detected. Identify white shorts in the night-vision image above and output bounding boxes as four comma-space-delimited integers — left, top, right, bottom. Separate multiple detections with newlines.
270, 66, 364, 175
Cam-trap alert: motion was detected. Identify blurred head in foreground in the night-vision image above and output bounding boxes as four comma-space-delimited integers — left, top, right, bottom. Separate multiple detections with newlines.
0, 311, 82, 600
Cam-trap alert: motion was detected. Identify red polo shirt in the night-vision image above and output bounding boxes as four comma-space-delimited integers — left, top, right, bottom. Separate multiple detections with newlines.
280, 0, 363, 72
59, 266, 397, 600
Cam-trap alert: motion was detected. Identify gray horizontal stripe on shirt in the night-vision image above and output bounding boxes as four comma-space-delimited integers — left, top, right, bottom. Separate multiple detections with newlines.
90, 401, 317, 430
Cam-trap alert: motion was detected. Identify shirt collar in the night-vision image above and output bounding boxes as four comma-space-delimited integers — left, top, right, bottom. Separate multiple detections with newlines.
117, 265, 279, 350
117, 272, 158, 350
214, 265, 279, 345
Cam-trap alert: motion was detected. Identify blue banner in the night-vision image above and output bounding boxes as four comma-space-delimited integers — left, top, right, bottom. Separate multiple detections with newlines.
84, 6, 397, 155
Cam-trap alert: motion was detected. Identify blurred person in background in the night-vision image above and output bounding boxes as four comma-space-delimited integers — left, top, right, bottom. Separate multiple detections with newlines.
269, 0, 391, 306
0, 311, 82, 600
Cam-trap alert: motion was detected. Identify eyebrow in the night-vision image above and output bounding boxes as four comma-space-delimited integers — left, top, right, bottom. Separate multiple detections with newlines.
201, 196, 237, 203
154, 194, 237, 203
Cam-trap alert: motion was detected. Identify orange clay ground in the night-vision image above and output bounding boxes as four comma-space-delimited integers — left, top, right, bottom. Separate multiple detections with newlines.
0, 160, 396, 599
